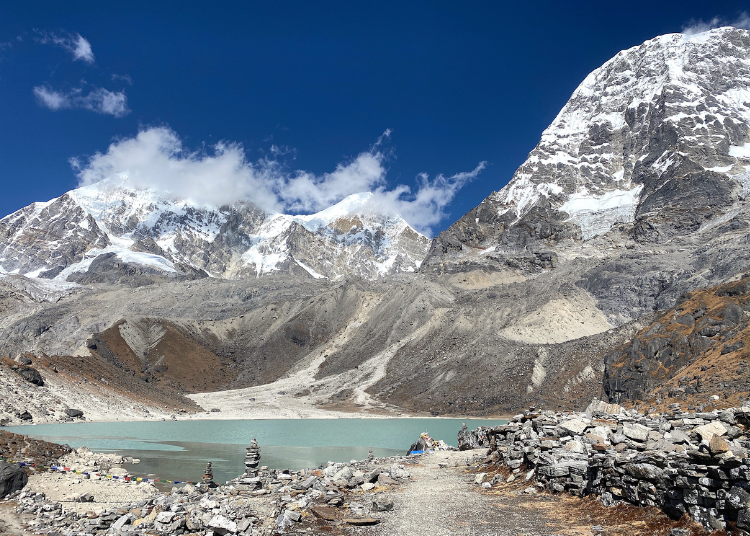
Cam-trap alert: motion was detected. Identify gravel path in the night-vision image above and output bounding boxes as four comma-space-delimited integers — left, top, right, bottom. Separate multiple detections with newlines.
344, 451, 699, 536
349, 450, 560, 536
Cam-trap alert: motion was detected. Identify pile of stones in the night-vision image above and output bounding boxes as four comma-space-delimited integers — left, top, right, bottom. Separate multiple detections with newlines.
6, 445, 415, 535
466, 399, 750, 532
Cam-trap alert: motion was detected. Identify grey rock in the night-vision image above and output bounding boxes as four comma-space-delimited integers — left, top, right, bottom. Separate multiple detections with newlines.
372, 497, 394, 511
622, 423, 649, 442
0, 462, 27, 498
16, 367, 43, 386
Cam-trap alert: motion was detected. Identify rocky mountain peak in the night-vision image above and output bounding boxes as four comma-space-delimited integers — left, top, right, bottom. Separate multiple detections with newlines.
0, 180, 430, 284
422, 27, 750, 274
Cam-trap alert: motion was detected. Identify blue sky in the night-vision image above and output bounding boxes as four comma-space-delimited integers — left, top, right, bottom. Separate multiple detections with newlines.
1, 1, 748, 236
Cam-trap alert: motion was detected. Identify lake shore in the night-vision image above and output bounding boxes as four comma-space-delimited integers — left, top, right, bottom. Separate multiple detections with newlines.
5, 388, 512, 425
0, 354, 511, 427
2, 446, 702, 536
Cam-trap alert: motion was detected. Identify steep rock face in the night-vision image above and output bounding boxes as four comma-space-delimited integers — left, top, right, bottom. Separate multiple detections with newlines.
423, 28, 750, 261
0, 194, 111, 279
421, 27, 750, 324
0, 182, 429, 283
603, 274, 750, 407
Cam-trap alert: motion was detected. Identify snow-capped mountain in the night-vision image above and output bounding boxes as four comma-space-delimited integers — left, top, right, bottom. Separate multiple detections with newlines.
0, 178, 430, 283
423, 26, 750, 271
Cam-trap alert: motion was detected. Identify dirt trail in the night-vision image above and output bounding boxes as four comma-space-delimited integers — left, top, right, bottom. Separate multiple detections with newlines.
354, 450, 561, 536
348, 451, 701, 536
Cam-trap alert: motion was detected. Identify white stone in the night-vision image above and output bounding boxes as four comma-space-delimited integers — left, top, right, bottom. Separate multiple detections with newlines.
585, 399, 625, 415
564, 440, 586, 453
560, 419, 588, 435
390, 465, 410, 479
208, 514, 237, 533
590, 426, 611, 439
694, 421, 727, 442
623, 423, 649, 442
333, 466, 353, 481
155, 512, 176, 524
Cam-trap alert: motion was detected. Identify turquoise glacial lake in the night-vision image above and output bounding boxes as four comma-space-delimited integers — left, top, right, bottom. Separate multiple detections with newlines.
7, 418, 504, 485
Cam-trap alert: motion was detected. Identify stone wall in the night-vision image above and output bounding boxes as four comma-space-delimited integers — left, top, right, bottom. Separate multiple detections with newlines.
466, 400, 750, 532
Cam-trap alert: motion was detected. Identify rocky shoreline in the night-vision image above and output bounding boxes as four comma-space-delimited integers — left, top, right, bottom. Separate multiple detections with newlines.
2, 442, 426, 535
462, 399, 750, 533
0, 433, 725, 535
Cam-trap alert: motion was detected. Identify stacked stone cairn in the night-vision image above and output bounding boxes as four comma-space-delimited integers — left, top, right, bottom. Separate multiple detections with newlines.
200, 462, 217, 489
462, 399, 750, 532
240, 439, 262, 490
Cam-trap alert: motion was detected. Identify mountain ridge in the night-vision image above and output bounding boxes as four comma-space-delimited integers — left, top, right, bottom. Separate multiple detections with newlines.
0, 179, 430, 283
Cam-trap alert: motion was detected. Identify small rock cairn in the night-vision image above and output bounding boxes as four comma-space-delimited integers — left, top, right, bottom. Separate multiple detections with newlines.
241, 439, 262, 490
200, 461, 217, 488
245, 439, 261, 476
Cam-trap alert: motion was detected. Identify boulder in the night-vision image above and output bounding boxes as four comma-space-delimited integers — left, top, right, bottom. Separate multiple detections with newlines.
457, 423, 480, 450
622, 423, 649, 442
111, 514, 132, 533
668, 429, 690, 444
709, 435, 729, 455
727, 484, 750, 510
560, 419, 588, 435
16, 367, 43, 386
694, 421, 727, 443
372, 497, 394, 511
407, 436, 426, 454
390, 464, 410, 479
154, 511, 174, 522
377, 474, 398, 486
276, 510, 300, 530
739, 509, 750, 531
208, 514, 238, 534
624, 463, 663, 480
333, 466, 353, 481
564, 440, 586, 453
585, 399, 625, 415
0, 462, 27, 498
65, 409, 84, 418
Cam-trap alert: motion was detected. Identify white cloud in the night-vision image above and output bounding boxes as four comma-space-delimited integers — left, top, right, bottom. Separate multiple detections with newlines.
33, 85, 129, 117
366, 164, 486, 233
72, 127, 485, 236
32, 86, 67, 110
682, 12, 750, 35
111, 73, 133, 85
36, 31, 95, 63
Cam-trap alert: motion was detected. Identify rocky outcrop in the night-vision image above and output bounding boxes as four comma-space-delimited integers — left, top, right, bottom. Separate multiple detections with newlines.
472, 401, 750, 532
0, 430, 72, 469
0, 462, 28, 498
604, 274, 750, 407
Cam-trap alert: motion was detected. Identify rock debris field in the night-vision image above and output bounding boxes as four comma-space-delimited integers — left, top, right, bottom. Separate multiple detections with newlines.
0, 430, 709, 536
